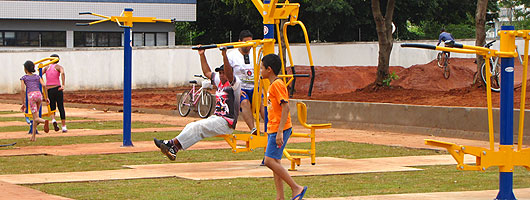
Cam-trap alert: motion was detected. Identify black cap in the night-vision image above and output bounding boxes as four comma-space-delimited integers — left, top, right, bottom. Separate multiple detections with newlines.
215, 65, 224, 72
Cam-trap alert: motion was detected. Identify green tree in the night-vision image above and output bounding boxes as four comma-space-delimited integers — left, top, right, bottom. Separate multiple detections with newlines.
372, 0, 395, 88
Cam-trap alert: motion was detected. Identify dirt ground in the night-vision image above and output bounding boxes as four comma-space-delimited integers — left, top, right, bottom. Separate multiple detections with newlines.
2, 58, 530, 109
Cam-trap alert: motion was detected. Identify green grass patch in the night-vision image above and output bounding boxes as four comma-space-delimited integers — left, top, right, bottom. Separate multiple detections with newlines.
0, 121, 171, 132
0, 116, 94, 122
0, 141, 442, 175
0, 111, 16, 115
27, 165, 530, 200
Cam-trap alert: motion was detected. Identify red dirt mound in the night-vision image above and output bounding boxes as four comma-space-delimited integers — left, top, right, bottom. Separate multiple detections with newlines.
288, 58, 477, 97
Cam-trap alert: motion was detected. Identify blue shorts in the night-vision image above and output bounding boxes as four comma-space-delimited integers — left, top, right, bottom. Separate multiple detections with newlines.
265, 128, 292, 160
240, 88, 254, 104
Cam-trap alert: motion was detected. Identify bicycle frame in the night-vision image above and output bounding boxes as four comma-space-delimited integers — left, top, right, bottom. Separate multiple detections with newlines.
487, 45, 523, 75
182, 84, 206, 107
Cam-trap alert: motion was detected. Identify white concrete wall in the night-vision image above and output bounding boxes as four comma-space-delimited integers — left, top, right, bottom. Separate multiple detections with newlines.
1, 47, 216, 94
1, 39, 525, 94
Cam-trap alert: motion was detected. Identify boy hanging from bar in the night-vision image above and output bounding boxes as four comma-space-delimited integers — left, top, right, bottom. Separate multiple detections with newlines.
154, 46, 241, 160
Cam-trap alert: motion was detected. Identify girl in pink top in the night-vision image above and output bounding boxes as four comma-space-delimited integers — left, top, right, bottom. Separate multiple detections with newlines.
43, 54, 67, 132
20, 60, 50, 141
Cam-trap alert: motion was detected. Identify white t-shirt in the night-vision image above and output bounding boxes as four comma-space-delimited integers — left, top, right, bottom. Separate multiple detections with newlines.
227, 49, 254, 90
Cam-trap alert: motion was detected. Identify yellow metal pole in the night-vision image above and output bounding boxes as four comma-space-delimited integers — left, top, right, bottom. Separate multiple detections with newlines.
485, 54, 495, 150
252, 45, 260, 134
290, 21, 314, 66
282, 23, 295, 72
518, 39, 529, 151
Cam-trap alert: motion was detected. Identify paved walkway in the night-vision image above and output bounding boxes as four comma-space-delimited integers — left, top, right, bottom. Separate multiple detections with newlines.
0, 181, 72, 200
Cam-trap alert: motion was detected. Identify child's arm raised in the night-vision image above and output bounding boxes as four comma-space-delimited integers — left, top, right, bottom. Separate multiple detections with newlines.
197, 46, 213, 79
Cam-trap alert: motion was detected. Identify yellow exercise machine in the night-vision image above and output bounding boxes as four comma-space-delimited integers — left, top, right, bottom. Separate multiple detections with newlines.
284, 102, 331, 171
194, 0, 329, 170
401, 26, 530, 199
24, 57, 59, 118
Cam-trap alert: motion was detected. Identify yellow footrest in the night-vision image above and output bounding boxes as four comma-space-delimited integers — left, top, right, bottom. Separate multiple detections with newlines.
291, 132, 311, 138
289, 155, 310, 159
285, 149, 311, 154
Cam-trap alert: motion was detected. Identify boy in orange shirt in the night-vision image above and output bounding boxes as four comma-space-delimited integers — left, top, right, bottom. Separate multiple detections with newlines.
261, 54, 307, 200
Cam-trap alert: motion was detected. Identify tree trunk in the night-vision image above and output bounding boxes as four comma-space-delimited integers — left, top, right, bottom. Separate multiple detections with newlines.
474, 0, 488, 86
371, 0, 396, 88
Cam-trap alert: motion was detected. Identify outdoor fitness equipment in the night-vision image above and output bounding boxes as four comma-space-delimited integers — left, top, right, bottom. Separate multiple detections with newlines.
24, 57, 59, 133
77, 9, 174, 147
401, 26, 530, 200
192, 0, 329, 170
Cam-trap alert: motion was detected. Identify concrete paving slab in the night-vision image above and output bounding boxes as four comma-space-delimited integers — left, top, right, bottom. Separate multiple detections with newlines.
0, 181, 72, 200
0, 155, 475, 184
0, 140, 229, 156
309, 188, 530, 200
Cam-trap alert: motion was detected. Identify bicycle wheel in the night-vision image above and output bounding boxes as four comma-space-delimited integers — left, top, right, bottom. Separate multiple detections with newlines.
437, 52, 444, 68
177, 91, 192, 117
443, 60, 450, 79
197, 91, 214, 118
481, 60, 501, 92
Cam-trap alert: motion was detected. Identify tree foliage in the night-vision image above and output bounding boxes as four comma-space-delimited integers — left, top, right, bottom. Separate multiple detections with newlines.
174, 0, 500, 45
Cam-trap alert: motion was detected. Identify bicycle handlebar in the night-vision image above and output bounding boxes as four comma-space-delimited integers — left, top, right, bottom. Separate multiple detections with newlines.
485, 40, 496, 48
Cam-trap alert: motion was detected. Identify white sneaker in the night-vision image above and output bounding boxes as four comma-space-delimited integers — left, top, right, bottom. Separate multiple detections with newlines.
62, 126, 68, 133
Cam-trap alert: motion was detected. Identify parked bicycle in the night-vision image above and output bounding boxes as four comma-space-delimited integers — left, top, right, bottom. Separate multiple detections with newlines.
480, 40, 523, 92
177, 75, 214, 118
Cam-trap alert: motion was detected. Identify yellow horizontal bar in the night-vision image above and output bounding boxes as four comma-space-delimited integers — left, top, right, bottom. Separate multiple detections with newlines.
231, 42, 257, 49
434, 46, 478, 54
495, 51, 518, 57
90, 13, 111, 19
154, 19, 172, 23
89, 19, 110, 26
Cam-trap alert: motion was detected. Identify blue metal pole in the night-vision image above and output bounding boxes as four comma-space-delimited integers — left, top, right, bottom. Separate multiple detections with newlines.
122, 9, 133, 147
38, 67, 43, 118
496, 25, 516, 200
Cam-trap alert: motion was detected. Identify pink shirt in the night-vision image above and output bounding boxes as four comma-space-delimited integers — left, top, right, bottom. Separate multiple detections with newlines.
46, 64, 61, 86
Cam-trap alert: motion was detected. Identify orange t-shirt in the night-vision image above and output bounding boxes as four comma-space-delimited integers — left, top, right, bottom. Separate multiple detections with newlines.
267, 78, 292, 133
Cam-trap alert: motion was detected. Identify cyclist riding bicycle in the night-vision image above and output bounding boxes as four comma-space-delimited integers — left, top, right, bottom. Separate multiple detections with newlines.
437, 28, 455, 57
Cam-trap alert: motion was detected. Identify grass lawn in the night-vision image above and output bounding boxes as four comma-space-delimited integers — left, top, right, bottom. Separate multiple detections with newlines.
0, 121, 171, 132
0, 111, 17, 115
28, 165, 530, 200
0, 116, 93, 122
